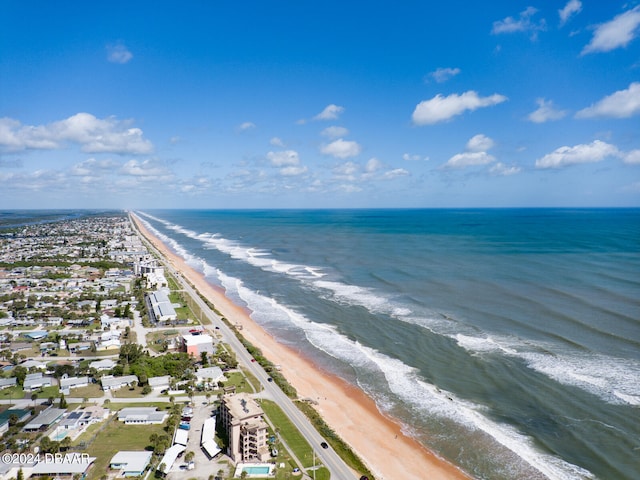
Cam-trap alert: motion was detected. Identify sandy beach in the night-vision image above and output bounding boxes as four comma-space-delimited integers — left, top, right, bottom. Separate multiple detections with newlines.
132, 213, 469, 480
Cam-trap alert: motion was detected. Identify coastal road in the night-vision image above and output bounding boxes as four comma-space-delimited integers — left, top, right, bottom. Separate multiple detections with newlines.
132, 214, 358, 480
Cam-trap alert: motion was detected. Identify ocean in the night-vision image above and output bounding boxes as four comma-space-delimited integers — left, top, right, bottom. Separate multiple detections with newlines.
16, 209, 639, 479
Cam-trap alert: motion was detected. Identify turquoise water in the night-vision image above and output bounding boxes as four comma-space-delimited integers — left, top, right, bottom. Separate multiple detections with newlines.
51, 430, 68, 441
242, 466, 271, 474
137, 209, 640, 480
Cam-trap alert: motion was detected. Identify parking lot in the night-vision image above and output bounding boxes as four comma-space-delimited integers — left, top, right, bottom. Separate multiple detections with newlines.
167, 398, 232, 480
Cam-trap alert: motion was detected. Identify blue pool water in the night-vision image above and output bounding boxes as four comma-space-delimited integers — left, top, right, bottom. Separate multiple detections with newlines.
242, 466, 271, 475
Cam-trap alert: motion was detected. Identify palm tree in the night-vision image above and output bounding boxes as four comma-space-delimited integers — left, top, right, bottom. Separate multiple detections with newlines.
184, 451, 194, 463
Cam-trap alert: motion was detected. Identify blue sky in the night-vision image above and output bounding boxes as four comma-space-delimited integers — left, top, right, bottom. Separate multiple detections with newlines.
1, 1, 639, 208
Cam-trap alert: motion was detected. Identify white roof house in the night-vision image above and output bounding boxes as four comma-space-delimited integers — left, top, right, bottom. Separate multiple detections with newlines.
0, 377, 16, 389
117, 407, 168, 425
110, 451, 153, 477
89, 359, 116, 371
195, 366, 224, 384
59, 376, 90, 391
23, 372, 53, 391
148, 375, 171, 390
24, 406, 66, 431
31, 454, 95, 476
101, 374, 138, 391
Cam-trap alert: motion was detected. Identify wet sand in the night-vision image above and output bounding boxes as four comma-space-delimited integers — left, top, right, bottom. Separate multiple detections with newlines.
131, 213, 469, 480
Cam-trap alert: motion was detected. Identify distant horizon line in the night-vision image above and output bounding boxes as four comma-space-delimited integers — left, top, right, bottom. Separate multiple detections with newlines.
2, 206, 640, 212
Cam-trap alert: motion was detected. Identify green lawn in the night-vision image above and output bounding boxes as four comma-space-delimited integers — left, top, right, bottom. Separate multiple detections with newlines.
110, 385, 146, 398
68, 383, 104, 398
260, 400, 314, 468
224, 370, 260, 394
82, 418, 166, 480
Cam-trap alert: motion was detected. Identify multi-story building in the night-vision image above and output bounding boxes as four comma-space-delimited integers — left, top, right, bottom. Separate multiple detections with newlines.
219, 393, 270, 463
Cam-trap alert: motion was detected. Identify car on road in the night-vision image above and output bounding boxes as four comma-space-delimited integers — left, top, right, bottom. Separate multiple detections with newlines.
320, 442, 329, 449
267, 377, 273, 382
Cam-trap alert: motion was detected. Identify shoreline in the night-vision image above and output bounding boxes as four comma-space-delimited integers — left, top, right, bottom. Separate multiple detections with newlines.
131, 213, 470, 480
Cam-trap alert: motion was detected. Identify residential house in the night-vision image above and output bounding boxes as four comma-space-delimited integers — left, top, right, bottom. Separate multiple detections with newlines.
89, 359, 116, 371
101, 374, 138, 391
117, 407, 167, 425
23, 406, 66, 431
110, 451, 153, 477
0, 378, 16, 390
148, 375, 171, 390
59, 376, 90, 395
23, 372, 53, 391
195, 366, 225, 388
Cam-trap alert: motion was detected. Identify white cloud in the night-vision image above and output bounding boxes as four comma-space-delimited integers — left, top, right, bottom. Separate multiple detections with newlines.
429, 67, 461, 83
280, 166, 308, 176
559, 0, 582, 26
321, 126, 349, 138
582, 6, 640, 54
575, 82, 640, 119
443, 151, 496, 169
106, 43, 133, 64
412, 91, 507, 125
314, 104, 345, 120
365, 157, 383, 173
535, 140, 619, 168
382, 168, 410, 180
69, 158, 119, 176
321, 138, 362, 158
527, 98, 567, 123
120, 159, 173, 178
270, 137, 285, 147
238, 121, 256, 131
402, 153, 429, 162
622, 149, 640, 164
267, 150, 300, 167
441, 133, 500, 170
466, 134, 495, 152
0, 113, 153, 154
333, 161, 359, 180
0, 118, 58, 150
490, 162, 521, 176
491, 7, 546, 38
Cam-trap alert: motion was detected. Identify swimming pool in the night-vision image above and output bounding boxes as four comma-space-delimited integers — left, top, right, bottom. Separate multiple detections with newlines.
243, 466, 271, 474
50, 430, 68, 441
234, 463, 274, 477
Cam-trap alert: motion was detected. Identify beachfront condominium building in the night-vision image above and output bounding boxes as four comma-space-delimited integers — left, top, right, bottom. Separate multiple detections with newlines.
145, 289, 177, 323
219, 393, 270, 463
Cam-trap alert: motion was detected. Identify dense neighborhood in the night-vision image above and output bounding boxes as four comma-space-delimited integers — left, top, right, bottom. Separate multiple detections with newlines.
0, 213, 339, 480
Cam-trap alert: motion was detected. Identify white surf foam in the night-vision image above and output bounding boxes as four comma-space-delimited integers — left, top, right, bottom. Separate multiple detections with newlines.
452, 329, 640, 407
215, 268, 595, 480
138, 210, 640, 409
